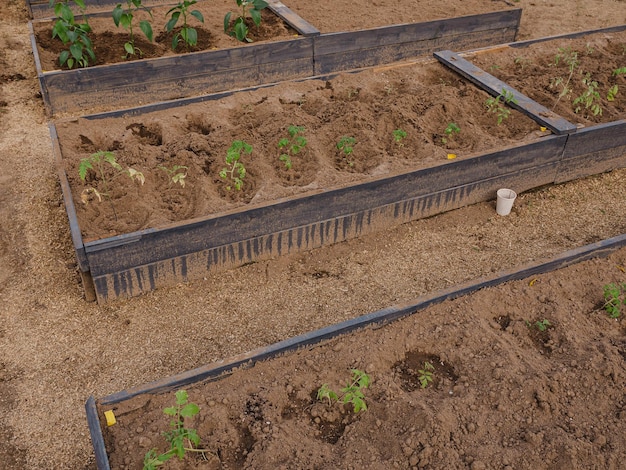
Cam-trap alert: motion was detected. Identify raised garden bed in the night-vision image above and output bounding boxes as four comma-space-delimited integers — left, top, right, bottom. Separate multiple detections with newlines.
52, 27, 626, 304
29, 3, 521, 116
86, 233, 626, 469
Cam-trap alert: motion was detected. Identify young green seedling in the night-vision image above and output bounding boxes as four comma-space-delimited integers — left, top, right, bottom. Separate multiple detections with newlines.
534, 319, 551, 332
224, 0, 268, 43
485, 88, 517, 125
441, 122, 460, 144
219, 140, 252, 190
49, 0, 95, 68
418, 361, 434, 389
336, 136, 356, 167
158, 164, 188, 187
78, 150, 144, 219
112, 0, 154, 58
603, 282, 626, 319
317, 369, 370, 413
166, 0, 204, 50
613, 67, 626, 76
143, 390, 209, 470
573, 73, 602, 116
607, 85, 619, 102
549, 47, 579, 111
392, 128, 407, 146
278, 125, 307, 170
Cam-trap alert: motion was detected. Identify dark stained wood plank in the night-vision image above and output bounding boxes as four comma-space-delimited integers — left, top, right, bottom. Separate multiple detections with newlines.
39, 37, 315, 114
267, 0, 319, 37
556, 120, 626, 183
313, 10, 521, 74
434, 50, 578, 135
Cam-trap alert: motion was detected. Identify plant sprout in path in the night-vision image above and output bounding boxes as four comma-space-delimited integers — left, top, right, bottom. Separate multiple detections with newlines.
143, 390, 210, 470
278, 125, 307, 170
166, 0, 204, 50
224, 0, 268, 43
317, 369, 370, 413
113, 0, 154, 58
220, 140, 252, 190
485, 88, 517, 125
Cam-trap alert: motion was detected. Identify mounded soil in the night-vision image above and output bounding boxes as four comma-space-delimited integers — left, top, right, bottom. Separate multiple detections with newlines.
1, 0, 626, 468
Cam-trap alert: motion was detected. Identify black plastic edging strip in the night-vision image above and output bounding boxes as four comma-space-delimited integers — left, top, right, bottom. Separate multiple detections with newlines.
85, 396, 110, 470
434, 50, 578, 135
96, 232, 626, 407
505, 24, 626, 49
88, 233, 626, 468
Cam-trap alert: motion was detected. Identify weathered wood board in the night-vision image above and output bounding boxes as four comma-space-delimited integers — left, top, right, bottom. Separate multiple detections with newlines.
313, 10, 521, 74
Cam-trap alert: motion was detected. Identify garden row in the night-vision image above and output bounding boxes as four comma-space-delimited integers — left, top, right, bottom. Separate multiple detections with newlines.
50, 25, 626, 303
29, 0, 522, 115
86, 233, 626, 469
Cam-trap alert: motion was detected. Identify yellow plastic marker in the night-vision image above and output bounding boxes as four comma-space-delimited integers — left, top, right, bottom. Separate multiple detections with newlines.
529, 278, 538, 287
540, 126, 547, 132
104, 410, 117, 426
447, 153, 457, 160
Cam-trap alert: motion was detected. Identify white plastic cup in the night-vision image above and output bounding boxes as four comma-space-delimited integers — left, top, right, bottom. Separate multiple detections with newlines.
496, 188, 517, 216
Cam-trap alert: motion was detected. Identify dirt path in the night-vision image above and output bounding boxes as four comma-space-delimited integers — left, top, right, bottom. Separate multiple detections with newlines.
0, 0, 625, 468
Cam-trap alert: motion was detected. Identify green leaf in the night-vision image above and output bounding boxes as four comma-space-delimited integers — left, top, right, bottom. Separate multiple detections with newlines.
74, 0, 86, 9
185, 27, 198, 46
124, 42, 135, 55
70, 43, 83, 61
140, 20, 153, 42
166, 11, 180, 32
278, 138, 289, 148
59, 50, 70, 66
253, 0, 269, 9
223, 12, 232, 32
112, 6, 123, 27
190, 9, 204, 23
180, 403, 199, 418
234, 20, 248, 42
120, 13, 132, 30
175, 390, 189, 405
250, 8, 261, 27
163, 406, 177, 416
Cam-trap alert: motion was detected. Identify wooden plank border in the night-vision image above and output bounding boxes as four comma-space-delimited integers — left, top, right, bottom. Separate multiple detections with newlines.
86, 232, 626, 469
556, 120, 626, 183
313, 9, 521, 75
433, 50, 578, 135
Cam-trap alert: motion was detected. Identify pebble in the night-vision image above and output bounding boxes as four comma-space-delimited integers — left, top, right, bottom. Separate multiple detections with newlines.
138, 436, 152, 448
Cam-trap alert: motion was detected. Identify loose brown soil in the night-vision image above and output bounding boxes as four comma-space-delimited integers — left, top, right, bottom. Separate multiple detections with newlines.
1, 0, 626, 469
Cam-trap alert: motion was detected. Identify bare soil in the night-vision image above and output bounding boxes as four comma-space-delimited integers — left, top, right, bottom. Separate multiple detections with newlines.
1, 0, 626, 469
